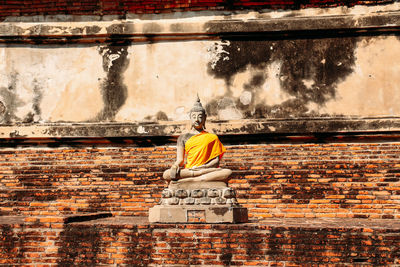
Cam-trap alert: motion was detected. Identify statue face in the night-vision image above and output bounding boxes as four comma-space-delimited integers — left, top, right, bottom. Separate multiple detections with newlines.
190, 111, 206, 130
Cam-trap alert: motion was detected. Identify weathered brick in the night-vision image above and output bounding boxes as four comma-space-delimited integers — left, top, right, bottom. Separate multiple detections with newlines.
0, 0, 395, 19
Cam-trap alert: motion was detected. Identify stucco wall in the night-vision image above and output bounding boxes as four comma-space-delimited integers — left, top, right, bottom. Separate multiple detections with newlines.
2, 36, 400, 122
1, 4, 400, 136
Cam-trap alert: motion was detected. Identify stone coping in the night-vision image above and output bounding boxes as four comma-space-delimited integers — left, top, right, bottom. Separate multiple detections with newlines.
0, 4, 400, 43
2, 117, 400, 138
3, 216, 400, 230
71, 217, 400, 230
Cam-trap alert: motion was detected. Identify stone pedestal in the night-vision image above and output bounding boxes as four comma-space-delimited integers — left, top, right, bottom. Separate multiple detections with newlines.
149, 187, 248, 223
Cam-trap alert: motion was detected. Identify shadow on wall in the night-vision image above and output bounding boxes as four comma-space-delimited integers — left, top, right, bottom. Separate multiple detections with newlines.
206, 35, 358, 119
125, 226, 154, 266
0, 225, 24, 264
57, 224, 155, 266
57, 225, 103, 266
198, 227, 396, 266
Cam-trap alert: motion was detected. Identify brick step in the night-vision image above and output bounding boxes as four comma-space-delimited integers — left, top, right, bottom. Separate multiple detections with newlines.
1, 143, 400, 220
1, 216, 399, 266
1, 184, 399, 220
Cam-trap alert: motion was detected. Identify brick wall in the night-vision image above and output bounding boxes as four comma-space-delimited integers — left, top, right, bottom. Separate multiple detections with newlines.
0, 0, 395, 19
1, 217, 399, 266
1, 140, 400, 220
1, 137, 400, 265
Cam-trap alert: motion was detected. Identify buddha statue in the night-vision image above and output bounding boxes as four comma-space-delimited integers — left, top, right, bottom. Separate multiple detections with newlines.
163, 96, 232, 189
150, 96, 248, 223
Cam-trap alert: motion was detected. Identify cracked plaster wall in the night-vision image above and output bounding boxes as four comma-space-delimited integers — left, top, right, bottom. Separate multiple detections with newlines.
1, 36, 400, 123
0, 7, 400, 136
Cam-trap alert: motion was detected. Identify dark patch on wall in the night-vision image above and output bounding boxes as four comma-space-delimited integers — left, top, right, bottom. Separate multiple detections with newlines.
14, 165, 58, 190
206, 35, 358, 118
245, 73, 265, 89
106, 23, 134, 35
57, 225, 103, 266
0, 224, 27, 263
125, 226, 154, 266
84, 25, 102, 35
211, 207, 229, 216
205, 99, 219, 117
220, 252, 233, 266
169, 23, 185, 32
96, 42, 131, 121
143, 22, 163, 34
244, 230, 268, 261
219, 228, 234, 266
209, 39, 272, 87
10, 189, 58, 202
0, 71, 25, 123
0, 225, 17, 257
30, 78, 43, 122
0, 100, 6, 118
85, 192, 109, 213
206, 97, 239, 117
155, 111, 168, 121
70, 27, 84, 35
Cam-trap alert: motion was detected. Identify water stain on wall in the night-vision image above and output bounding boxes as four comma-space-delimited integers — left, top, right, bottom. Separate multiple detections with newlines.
206, 35, 357, 119
96, 42, 131, 121
0, 71, 25, 123
32, 79, 43, 119
23, 78, 44, 123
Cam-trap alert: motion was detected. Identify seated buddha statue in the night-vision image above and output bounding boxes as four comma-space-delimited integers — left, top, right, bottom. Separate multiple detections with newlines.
163, 97, 232, 189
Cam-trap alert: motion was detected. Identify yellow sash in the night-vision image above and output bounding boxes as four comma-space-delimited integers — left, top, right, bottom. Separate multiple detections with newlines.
185, 132, 226, 169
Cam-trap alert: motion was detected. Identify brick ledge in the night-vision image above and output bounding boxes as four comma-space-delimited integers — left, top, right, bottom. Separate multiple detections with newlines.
3, 216, 400, 230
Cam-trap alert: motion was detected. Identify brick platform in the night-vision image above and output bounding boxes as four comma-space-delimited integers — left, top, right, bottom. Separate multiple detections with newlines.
1, 216, 399, 266
1, 142, 400, 220
1, 139, 400, 265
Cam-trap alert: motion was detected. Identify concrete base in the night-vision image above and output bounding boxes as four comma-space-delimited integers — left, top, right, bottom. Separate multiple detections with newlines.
168, 180, 228, 190
149, 205, 248, 223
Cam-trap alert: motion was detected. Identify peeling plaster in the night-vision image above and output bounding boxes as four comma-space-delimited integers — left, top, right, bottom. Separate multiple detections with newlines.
207, 40, 230, 70
137, 126, 148, 134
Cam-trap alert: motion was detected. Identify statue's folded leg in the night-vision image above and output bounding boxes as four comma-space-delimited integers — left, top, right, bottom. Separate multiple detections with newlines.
178, 168, 232, 182
164, 167, 232, 184
179, 168, 216, 178
167, 168, 232, 190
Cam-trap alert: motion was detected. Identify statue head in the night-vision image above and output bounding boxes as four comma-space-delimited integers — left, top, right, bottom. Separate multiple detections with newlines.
190, 95, 206, 131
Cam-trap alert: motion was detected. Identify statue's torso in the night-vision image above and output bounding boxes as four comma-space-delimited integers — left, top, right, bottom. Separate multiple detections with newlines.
178, 131, 225, 169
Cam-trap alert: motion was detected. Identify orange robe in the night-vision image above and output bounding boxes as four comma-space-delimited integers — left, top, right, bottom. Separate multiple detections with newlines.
184, 131, 226, 169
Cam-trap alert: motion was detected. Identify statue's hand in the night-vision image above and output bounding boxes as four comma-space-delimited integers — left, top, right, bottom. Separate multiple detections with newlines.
191, 164, 206, 170
170, 165, 179, 181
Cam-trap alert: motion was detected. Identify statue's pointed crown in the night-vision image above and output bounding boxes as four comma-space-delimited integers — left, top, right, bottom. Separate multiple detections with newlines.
190, 94, 206, 114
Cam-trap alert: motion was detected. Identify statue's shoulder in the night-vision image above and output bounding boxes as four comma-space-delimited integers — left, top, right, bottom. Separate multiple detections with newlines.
203, 131, 219, 139
177, 132, 196, 146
